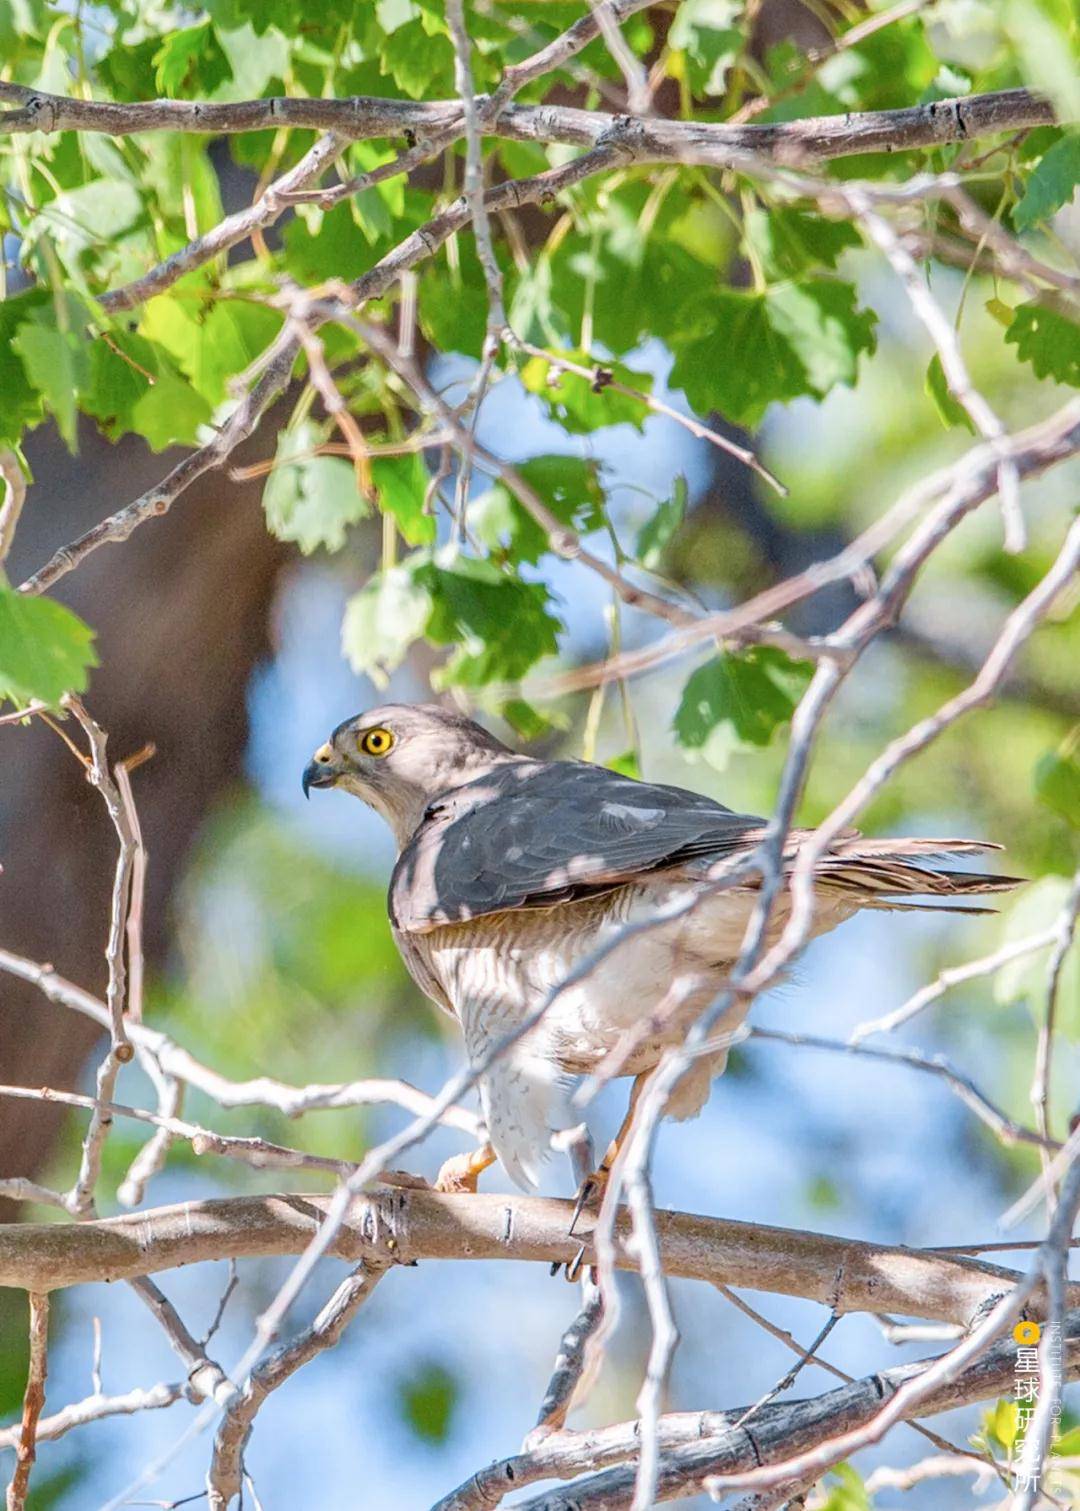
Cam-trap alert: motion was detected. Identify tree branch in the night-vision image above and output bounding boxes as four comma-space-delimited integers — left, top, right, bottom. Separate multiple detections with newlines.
433, 1319, 1080, 1510
0, 83, 1055, 168
0, 1190, 1073, 1327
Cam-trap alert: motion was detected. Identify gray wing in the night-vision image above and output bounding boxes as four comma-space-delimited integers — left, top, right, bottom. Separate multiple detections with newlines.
389, 760, 765, 933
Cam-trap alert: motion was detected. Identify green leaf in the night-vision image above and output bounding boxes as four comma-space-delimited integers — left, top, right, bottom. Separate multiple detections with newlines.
995, 876, 1080, 1036
983, 1397, 1021, 1452
0, 292, 47, 446
673, 648, 812, 768
0, 587, 98, 708
81, 331, 158, 441
153, 21, 227, 95
816, 1464, 872, 1511
370, 452, 435, 546
743, 206, 860, 281
211, 23, 289, 101
1005, 300, 1080, 386
1035, 733, 1080, 827
670, 282, 877, 427
11, 303, 92, 451
379, 18, 454, 98
130, 359, 213, 450
669, 0, 743, 96
500, 697, 557, 741
607, 749, 642, 780
470, 455, 604, 566
24, 179, 147, 291
925, 353, 976, 433
417, 550, 562, 687
342, 566, 433, 687
396, 1360, 457, 1445
140, 296, 283, 405
264, 420, 371, 554
1014, 130, 1080, 230
519, 351, 652, 433
636, 476, 688, 568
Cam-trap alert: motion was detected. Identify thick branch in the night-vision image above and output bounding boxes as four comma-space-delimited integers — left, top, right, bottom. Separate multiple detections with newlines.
0, 83, 1054, 167
479, 1316, 1080, 1510
0, 1190, 1071, 1327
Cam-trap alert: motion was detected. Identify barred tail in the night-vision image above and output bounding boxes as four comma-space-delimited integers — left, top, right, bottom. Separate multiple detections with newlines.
811, 837, 1022, 914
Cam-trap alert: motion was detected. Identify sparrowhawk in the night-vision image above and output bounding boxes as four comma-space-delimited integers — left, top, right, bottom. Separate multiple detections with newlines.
304, 703, 1017, 1195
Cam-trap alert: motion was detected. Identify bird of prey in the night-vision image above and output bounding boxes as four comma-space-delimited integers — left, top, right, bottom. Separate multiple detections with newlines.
304, 703, 1018, 1197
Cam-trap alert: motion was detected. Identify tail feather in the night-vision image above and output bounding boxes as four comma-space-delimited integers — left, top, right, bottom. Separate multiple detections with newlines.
811, 837, 1022, 913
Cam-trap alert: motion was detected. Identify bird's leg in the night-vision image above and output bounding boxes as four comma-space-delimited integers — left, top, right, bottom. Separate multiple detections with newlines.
434, 1141, 497, 1194
568, 1073, 648, 1237
560, 1122, 596, 1189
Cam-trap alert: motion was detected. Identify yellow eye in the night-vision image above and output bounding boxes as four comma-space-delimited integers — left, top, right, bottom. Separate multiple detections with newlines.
360, 726, 394, 757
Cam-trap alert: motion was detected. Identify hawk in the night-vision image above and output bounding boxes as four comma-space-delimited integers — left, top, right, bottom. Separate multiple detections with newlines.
304, 703, 1017, 1197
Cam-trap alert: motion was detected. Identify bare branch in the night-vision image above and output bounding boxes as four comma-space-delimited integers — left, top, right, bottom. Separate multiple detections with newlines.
207, 1262, 385, 1509
0, 946, 479, 1136
4, 1295, 49, 1511
435, 1321, 1080, 1510
0, 82, 1055, 169
1, 1189, 1074, 1327
0, 1381, 184, 1451
98, 133, 349, 313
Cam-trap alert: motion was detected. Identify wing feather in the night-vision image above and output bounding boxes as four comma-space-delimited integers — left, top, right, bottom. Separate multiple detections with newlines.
389, 760, 763, 933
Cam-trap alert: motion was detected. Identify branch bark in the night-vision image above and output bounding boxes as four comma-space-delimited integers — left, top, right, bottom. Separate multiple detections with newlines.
0, 1189, 1072, 1327
0, 83, 1055, 168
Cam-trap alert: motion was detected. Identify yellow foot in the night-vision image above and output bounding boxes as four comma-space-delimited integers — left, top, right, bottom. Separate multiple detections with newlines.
434, 1142, 497, 1194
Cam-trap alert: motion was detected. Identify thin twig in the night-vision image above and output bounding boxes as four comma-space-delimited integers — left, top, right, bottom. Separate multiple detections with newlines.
4, 1294, 49, 1511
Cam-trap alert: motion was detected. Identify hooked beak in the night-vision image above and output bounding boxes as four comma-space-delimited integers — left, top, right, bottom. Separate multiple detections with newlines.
302, 743, 339, 799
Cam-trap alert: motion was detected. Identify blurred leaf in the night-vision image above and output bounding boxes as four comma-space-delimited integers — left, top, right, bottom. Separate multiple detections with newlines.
264, 420, 371, 554
670, 282, 877, 427
669, 0, 743, 96
1035, 732, 1080, 827
379, 18, 454, 97
419, 549, 562, 687
0, 588, 98, 708
636, 476, 688, 568
995, 876, 1080, 1036
607, 749, 642, 779
519, 352, 652, 433
470, 455, 605, 566
140, 296, 283, 405
396, 1359, 458, 1444
743, 207, 860, 281
130, 358, 213, 449
501, 697, 556, 741
925, 353, 976, 433
983, 1397, 1020, 1450
674, 648, 812, 767
817, 1463, 872, 1510
1014, 130, 1080, 229
81, 331, 158, 442
370, 451, 435, 546
1005, 300, 1080, 386
11, 303, 92, 452
342, 566, 433, 686
0, 292, 46, 446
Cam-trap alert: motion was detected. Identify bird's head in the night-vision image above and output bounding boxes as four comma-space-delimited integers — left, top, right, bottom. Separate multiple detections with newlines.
302, 702, 516, 846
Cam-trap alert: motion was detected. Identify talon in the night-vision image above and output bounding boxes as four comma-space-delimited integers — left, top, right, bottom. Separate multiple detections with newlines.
568, 1167, 608, 1237
564, 1243, 588, 1284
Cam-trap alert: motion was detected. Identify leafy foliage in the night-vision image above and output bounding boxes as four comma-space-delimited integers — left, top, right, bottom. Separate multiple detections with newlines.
0, 589, 98, 709
2, 0, 1078, 730
673, 648, 813, 769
